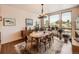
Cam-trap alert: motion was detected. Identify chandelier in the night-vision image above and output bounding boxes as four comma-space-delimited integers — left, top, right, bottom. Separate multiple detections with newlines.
38, 4, 47, 19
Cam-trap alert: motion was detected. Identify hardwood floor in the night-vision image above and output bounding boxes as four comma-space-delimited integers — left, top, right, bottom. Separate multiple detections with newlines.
1, 39, 25, 54
72, 45, 79, 54
0, 32, 1, 53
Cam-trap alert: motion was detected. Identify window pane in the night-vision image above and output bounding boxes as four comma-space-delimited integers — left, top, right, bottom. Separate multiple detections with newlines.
62, 12, 71, 29
62, 12, 71, 36
35, 19, 41, 28
44, 16, 49, 27
50, 14, 60, 27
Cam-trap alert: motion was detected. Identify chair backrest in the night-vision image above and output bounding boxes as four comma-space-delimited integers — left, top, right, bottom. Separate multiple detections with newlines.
14, 41, 26, 54
21, 30, 26, 39
53, 36, 64, 51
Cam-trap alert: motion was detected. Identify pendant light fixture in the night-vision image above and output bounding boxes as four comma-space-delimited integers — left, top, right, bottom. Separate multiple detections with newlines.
38, 4, 47, 19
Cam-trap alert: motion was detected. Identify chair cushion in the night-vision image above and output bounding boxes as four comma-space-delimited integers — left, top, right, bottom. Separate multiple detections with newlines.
14, 41, 26, 53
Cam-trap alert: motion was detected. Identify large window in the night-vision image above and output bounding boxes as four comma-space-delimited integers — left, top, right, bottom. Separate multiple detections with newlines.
50, 14, 60, 28
62, 12, 72, 36
44, 12, 72, 35
62, 12, 71, 29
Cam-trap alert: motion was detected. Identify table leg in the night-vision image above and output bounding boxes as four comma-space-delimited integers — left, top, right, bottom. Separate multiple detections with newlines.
36, 38, 39, 53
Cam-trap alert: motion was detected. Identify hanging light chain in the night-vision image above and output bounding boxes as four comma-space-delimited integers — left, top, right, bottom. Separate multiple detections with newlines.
41, 4, 44, 14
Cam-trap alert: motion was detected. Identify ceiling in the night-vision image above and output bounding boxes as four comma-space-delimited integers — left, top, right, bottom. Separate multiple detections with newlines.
1, 4, 78, 20
7, 4, 78, 13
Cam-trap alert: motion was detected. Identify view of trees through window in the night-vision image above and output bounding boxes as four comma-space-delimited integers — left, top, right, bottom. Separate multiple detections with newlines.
62, 12, 71, 29
50, 14, 60, 28
44, 12, 72, 35
62, 12, 71, 36
44, 16, 49, 27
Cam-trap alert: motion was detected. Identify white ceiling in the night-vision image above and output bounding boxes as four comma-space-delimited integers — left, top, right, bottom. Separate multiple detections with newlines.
7, 4, 78, 14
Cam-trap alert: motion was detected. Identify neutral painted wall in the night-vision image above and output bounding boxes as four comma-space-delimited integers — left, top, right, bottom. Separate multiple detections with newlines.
0, 5, 2, 52
0, 5, 37, 44
72, 7, 79, 46
0, 5, 2, 32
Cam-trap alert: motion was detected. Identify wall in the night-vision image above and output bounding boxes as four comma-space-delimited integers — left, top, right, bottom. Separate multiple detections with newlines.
0, 5, 1, 53
72, 7, 79, 46
0, 5, 37, 44
0, 5, 2, 32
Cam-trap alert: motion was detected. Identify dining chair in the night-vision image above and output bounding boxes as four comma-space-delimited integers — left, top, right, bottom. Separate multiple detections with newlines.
26, 35, 38, 53
48, 33, 54, 48
21, 30, 28, 43
63, 34, 70, 43
53, 36, 64, 54
40, 35, 50, 52
14, 41, 30, 54
26, 38, 38, 53
40, 37, 47, 52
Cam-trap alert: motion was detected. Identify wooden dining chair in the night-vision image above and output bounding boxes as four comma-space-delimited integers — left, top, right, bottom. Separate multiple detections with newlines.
21, 30, 28, 43
63, 34, 70, 43
53, 37, 64, 54
25, 35, 39, 53
40, 36, 50, 52
14, 41, 30, 54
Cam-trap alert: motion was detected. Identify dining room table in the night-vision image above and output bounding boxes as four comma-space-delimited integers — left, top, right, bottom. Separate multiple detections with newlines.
29, 31, 53, 53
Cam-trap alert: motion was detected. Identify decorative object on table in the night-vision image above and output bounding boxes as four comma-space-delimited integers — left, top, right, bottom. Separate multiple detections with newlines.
3, 18, 16, 26
25, 18, 33, 26
0, 16, 2, 21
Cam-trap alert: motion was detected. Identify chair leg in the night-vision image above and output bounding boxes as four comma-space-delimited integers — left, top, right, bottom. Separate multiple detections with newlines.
44, 40, 47, 51
44, 43, 47, 51
48, 37, 51, 48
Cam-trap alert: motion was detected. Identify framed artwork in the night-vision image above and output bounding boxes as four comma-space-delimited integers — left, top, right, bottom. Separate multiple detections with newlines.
25, 18, 33, 26
3, 18, 16, 26
0, 16, 2, 21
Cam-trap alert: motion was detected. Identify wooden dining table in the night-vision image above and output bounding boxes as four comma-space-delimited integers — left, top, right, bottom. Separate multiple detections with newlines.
29, 31, 53, 53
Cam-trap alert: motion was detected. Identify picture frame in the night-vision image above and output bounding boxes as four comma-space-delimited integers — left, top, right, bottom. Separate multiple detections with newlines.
25, 18, 33, 26
3, 18, 16, 26
0, 16, 2, 21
